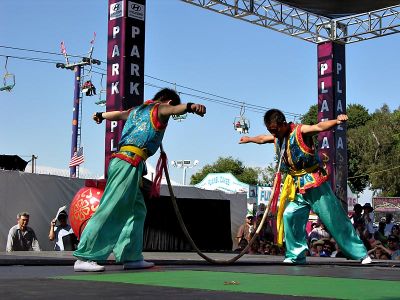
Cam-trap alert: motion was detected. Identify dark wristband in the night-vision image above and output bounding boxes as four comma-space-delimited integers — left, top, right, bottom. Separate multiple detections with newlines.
96, 112, 104, 121
186, 103, 194, 113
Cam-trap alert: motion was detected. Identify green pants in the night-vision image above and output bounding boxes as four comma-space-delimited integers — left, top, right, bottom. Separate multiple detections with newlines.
73, 158, 146, 263
283, 182, 367, 262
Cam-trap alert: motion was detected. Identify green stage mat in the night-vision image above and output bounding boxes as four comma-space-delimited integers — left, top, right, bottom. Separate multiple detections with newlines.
58, 270, 400, 300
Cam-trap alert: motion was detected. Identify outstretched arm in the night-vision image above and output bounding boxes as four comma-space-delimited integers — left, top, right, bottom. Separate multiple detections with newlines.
301, 114, 348, 136
93, 110, 131, 124
239, 134, 274, 144
158, 102, 206, 123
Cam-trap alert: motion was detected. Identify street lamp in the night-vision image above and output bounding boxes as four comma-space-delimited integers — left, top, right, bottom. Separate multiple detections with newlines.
170, 159, 199, 185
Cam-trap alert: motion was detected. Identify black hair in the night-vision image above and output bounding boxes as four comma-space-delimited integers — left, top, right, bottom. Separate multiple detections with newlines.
57, 211, 68, 220
263, 109, 286, 127
152, 88, 181, 106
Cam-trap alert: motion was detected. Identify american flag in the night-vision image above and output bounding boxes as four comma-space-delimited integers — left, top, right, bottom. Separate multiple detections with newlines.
69, 147, 84, 167
90, 32, 96, 45
60, 41, 67, 55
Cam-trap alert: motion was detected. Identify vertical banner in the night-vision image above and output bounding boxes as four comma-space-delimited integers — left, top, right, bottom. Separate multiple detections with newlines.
70, 66, 81, 178
333, 43, 347, 210
317, 42, 336, 189
317, 42, 348, 210
105, 0, 146, 175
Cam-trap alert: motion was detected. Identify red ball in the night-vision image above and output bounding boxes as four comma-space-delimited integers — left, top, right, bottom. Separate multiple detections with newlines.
69, 186, 103, 239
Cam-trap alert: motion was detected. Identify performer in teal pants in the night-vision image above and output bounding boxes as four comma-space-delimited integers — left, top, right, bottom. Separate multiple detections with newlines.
73, 88, 206, 272
239, 109, 371, 264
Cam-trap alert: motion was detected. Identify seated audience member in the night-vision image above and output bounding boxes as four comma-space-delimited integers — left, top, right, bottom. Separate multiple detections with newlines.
354, 219, 372, 251
387, 235, 400, 260
319, 240, 334, 257
375, 235, 400, 260
390, 224, 399, 240
374, 221, 388, 244
368, 241, 385, 259
329, 238, 345, 258
49, 211, 77, 251
384, 213, 395, 237
269, 244, 280, 256
6, 212, 40, 252
308, 220, 331, 244
311, 239, 324, 257
255, 213, 274, 245
236, 214, 254, 251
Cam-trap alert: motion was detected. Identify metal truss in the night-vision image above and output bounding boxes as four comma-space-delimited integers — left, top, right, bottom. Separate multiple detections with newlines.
181, 0, 400, 44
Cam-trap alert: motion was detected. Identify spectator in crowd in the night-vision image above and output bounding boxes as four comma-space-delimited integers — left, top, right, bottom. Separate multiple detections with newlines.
369, 235, 400, 260
390, 224, 400, 240
362, 203, 375, 235
367, 241, 387, 260
269, 244, 280, 256
385, 235, 400, 260
6, 212, 40, 252
308, 220, 331, 244
319, 239, 334, 257
329, 238, 345, 258
235, 214, 254, 251
374, 220, 388, 245
350, 204, 363, 225
310, 239, 324, 256
255, 213, 274, 246
354, 219, 372, 251
49, 211, 77, 251
384, 213, 395, 237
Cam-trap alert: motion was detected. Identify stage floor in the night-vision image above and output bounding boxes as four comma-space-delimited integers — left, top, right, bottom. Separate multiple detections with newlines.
1, 251, 399, 299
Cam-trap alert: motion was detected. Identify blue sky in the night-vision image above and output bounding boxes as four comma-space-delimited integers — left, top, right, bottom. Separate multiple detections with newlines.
1, 0, 399, 195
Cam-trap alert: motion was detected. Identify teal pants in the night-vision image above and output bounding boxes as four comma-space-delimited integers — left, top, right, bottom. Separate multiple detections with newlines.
73, 158, 146, 263
283, 182, 367, 262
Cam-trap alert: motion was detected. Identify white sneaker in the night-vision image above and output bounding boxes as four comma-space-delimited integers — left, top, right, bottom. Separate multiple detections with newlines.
123, 260, 155, 270
361, 256, 372, 265
74, 259, 105, 272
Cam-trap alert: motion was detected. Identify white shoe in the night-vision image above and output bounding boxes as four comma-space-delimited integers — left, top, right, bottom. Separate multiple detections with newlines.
123, 260, 155, 270
361, 256, 372, 265
74, 259, 105, 272
283, 258, 294, 264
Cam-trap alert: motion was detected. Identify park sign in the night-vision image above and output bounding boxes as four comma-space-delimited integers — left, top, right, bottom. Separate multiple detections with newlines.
105, 0, 146, 175
194, 173, 272, 206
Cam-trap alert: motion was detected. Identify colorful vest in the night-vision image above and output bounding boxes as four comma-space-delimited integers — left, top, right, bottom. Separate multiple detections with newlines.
115, 100, 167, 166
275, 123, 328, 194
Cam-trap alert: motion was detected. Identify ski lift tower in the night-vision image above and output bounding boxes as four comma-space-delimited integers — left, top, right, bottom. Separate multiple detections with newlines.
56, 39, 101, 178
182, 0, 400, 210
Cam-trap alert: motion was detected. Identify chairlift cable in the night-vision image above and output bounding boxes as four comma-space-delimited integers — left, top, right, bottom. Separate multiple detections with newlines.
0, 48, 303, 117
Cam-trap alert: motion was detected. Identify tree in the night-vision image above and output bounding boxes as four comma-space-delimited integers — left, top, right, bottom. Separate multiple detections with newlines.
348, 105, 400, 196
300, 104, 318, 125
255, 163, 276, 186
190, 156, 261, 185
347, 104, 371, 130
346, 104, 371, 193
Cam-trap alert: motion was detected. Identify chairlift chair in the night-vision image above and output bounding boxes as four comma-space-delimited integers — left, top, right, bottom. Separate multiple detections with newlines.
234, 116, 250, 134
0, 57, 15, 92
172, 114, 187, 122
171, 85, 186, 121
82, 80, 96, 96
234, 104, 250, 134
95, 74, 106, 106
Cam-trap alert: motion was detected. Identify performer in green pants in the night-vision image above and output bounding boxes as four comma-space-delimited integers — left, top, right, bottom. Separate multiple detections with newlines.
239, 109, 371, 264
73, 88, 206, 272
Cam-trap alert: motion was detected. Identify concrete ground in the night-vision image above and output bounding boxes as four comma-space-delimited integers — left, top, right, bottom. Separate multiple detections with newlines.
1, 252, 399, 299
